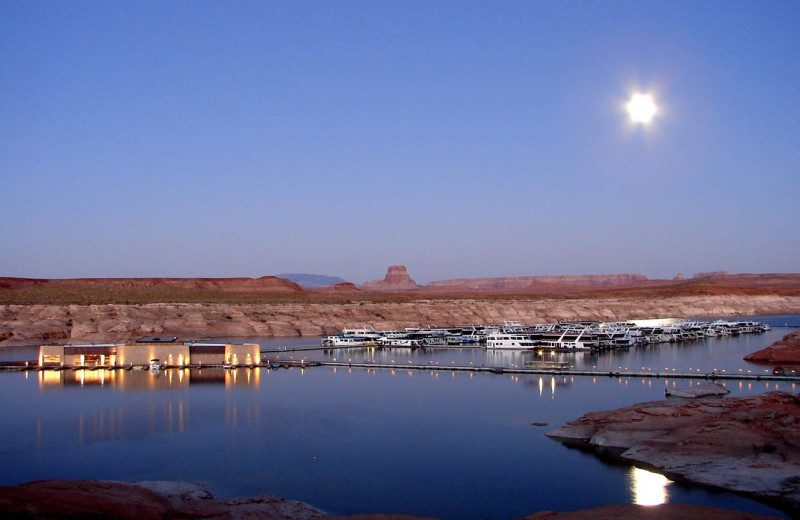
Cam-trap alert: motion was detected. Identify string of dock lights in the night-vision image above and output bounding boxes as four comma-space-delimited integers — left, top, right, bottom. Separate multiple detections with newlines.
273, 346, 793, 381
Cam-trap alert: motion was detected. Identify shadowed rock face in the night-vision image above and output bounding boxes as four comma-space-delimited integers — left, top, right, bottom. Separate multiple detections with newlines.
361, 266, 420, 291
745, 331, 800, 364
547, 391, 800, 514
0, 480, 326, 520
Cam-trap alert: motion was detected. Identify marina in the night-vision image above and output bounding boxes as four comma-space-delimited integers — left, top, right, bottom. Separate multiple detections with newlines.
5, 317, 793, 383
320, 318, 772, 351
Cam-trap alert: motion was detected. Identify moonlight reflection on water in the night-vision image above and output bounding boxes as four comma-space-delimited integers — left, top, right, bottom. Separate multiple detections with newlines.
630, 466, 672, 506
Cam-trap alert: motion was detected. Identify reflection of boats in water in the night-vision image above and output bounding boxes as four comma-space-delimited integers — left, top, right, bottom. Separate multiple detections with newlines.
525, 360, 570, 370
379, 338, 423, 348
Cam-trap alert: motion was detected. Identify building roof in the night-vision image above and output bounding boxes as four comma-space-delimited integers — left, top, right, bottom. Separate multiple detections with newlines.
135, 336, 178, 343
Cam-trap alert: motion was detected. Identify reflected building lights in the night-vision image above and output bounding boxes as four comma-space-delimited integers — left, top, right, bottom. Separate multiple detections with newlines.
630, 466, 671, 506
78, 413, 84, 446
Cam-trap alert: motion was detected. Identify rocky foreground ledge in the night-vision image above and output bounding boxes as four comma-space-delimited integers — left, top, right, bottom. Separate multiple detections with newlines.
0, 480, 783, 520
547, 391, 800, 515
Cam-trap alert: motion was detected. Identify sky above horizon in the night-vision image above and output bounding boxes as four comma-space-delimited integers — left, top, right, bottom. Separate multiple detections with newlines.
2, 1, 799, 284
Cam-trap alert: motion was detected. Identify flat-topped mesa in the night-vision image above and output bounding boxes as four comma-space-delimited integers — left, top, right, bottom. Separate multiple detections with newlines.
361, 265, 420, 291
426, 273, 648, 290
0, 276, 305, 293
694, 271, 729, 279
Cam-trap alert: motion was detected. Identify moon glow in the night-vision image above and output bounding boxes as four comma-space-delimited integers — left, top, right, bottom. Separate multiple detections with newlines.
627, 93, 657, 124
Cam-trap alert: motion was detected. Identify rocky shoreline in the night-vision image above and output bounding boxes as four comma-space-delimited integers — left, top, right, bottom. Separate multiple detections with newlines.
546, 391, 800, 515
744, 331, 800, 365
0, 479, 784, 519
2, 294, 799, 345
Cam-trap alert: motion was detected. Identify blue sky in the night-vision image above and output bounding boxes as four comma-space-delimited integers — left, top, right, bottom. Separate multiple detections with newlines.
2, 1, 799, 284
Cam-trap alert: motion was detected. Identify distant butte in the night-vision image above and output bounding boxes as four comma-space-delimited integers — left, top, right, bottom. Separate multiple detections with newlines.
361, 265, 420, 291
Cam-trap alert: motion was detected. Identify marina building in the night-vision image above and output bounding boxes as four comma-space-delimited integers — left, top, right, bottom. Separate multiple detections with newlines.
38, 337, 260, 368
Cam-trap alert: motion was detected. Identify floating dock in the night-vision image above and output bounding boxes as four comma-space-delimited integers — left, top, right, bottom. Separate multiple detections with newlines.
271, 360, 800, 383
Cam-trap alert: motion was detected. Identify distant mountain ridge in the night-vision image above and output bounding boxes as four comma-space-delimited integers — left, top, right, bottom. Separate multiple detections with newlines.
0, 276, 305, 293
277, 273, 348, 288
427, 273, 648, 290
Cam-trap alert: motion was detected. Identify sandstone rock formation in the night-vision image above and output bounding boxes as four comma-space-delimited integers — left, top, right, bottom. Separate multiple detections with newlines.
2, 295, 800, 345
361, 266, 420, 291
547, 391, 800, 514
316, 282, 363, 296
3, 273, 800, 307
664, 382, 730, 398
694, 271, 729, 279
745, 330, 800, 365
426, 274, 648, 291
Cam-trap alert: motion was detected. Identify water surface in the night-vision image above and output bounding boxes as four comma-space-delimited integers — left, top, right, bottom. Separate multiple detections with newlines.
1, 314, 797, 519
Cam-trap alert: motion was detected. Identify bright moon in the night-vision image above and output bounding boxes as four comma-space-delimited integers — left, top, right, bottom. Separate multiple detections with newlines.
627, 93, 657, 124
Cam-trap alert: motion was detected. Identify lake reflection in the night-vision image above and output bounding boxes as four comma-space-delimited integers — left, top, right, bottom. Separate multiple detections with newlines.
37, 367, 261, 389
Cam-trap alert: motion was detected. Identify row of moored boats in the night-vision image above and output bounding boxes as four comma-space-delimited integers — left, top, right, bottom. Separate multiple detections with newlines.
321, 319, 771, 352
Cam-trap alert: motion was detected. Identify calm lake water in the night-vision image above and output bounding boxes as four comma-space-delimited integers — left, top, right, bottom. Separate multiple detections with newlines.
1, 314, 798, 519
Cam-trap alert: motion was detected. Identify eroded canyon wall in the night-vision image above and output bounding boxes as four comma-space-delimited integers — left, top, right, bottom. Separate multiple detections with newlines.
2, 294, 799, 345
